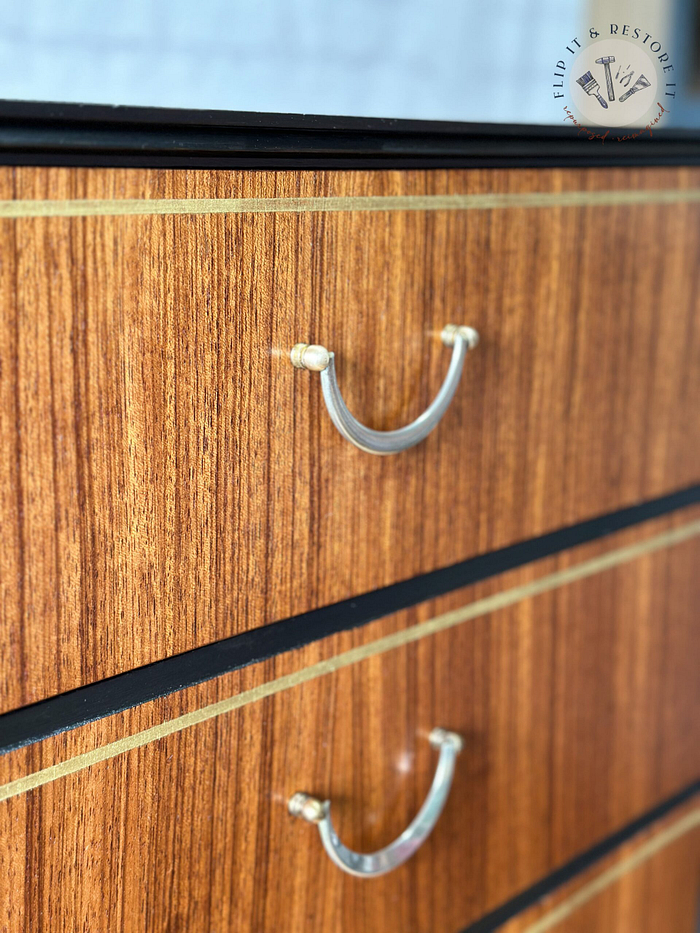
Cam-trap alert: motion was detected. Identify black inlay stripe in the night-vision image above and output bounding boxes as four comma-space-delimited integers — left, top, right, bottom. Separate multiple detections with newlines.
0, 100, 699, 169
459, 780, 700, 933
0, 484, 698, 755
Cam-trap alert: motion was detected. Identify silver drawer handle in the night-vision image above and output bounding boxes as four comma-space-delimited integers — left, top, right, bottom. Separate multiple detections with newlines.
290, 325, 479, 455
288, 727, 463, 878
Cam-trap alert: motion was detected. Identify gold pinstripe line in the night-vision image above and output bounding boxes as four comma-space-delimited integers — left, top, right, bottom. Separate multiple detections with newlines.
1, 519, 699, 802
516, 807, 700, 933
0, 188, 699, 218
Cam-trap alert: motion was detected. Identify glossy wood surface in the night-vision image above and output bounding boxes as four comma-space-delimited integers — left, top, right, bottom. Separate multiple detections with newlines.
1, 166, 700, 712
499, 802, 700, 933
3, 504, 697, 785
2, 518, 698, 933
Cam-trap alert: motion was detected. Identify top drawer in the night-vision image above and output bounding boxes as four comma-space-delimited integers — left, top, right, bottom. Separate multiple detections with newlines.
1, 165, 699, 709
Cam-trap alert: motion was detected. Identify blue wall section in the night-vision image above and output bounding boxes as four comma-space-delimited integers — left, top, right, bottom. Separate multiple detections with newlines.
0, 0, 696, 126
0, 0, 578, 123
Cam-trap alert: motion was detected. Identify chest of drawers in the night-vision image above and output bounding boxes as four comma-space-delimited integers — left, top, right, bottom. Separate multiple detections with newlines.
0, 113, 699, 932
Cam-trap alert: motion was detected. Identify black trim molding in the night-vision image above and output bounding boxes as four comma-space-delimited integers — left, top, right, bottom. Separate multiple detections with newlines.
0, 484, 698, 755
459, 781, 700, 933
0, 100, 699, 169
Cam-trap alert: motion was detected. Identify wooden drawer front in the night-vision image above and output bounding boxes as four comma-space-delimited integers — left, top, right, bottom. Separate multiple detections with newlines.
2, 524, 698, 933
2, 166, 700, 710
499, 803, 700, 933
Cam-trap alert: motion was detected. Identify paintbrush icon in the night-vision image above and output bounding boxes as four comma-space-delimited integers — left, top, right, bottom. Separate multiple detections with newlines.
619, 73, 651, 102
576, 70, 608, 109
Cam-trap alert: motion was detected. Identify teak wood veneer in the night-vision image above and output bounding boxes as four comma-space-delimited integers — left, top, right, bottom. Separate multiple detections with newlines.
497, 801, 700, 933
1, 166, 700, 712
1, 156, 699, 933
1, 510, 699, 932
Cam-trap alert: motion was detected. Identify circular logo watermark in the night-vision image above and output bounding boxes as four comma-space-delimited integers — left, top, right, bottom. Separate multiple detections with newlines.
570, 39, 657, 126
553, 25, 675, 139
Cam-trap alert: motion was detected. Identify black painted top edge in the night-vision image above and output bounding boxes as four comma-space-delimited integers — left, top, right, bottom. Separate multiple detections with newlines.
0, 99, 700, 169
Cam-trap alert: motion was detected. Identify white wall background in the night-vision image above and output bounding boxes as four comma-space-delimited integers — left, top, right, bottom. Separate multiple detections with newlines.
0, 0, 690, 124
0, 0, 582, 123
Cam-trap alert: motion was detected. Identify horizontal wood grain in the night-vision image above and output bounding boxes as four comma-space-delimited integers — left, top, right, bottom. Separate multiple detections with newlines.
497, 803, 700, 933
1, 165, 699, 711
1, 516, 698, 933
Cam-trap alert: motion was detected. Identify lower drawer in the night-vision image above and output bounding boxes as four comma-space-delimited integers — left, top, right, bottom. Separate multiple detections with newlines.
499, 801, 700, 933
1, 522, 699, 932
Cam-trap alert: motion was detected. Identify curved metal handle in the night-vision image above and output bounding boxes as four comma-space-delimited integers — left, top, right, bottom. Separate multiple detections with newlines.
288, 727, 463, 878
290, 324, 479, 455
